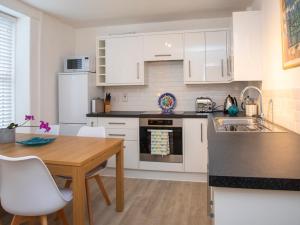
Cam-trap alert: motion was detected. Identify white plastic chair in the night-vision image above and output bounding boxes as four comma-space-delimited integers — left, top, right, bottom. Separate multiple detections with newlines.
0, 155, 72, 225
35, 124, 60, 135
62, 126, 110, 225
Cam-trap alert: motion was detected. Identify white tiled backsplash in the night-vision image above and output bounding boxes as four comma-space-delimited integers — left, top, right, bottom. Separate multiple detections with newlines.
263, 89, 300, 134
104, 61, 261, 111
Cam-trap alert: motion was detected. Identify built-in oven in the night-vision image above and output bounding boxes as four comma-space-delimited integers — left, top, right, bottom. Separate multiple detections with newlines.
139, 118, 183, 163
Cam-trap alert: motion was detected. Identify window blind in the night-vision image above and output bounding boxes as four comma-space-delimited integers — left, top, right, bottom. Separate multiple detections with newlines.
0, 12, 16, 128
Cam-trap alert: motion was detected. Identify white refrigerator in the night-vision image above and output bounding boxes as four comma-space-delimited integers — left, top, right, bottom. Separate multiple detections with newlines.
58, 72, 102, 136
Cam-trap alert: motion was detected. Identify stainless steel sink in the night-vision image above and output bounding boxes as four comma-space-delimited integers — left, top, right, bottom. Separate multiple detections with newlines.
213, 117, 287, 133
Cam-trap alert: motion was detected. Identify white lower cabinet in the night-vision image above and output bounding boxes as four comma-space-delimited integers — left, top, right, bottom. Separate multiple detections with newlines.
213, 187, 300, 225
87, 117, 209, 174
86, 117, 98, 127
107, 140, 139, 169
106, 128, 137, 141
184, 118, 208, 173
91, 117, 139, 169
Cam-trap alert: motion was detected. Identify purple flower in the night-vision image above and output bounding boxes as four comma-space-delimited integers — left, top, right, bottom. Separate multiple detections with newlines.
40, 121, 51, 133
25, 115, 34, 121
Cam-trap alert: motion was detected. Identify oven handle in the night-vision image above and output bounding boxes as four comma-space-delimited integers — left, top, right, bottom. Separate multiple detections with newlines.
147, 129, 173, 133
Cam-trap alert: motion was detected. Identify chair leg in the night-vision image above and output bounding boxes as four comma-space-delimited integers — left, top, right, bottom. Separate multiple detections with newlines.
57, 209, 69, 225
10, 216, 23, 225
10, 216, 37, 225
93, 175, 111, 205
85, 180, 94, 225
64, 180, 72, 189
28, 217, 37, 225
39, 216, 47, 225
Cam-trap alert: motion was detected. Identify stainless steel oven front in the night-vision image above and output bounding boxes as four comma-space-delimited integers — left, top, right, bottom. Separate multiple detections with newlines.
139, 118, 183, 163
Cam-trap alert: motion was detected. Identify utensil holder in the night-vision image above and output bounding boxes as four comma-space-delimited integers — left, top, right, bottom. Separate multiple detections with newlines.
104, 104, 111, 113
0, 128, 16, 143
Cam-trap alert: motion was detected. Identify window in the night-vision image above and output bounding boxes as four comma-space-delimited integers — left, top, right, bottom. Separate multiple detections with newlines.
0, 12, 16, 128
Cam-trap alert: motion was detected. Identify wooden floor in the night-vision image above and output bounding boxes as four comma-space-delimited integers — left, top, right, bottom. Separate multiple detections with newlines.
1, 177, 211, 225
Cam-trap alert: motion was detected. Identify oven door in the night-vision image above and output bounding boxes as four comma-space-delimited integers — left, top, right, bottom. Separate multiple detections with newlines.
139, 126, 183, 163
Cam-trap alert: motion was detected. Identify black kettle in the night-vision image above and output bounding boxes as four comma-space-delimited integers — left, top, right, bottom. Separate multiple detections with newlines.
224, 95, 238, 113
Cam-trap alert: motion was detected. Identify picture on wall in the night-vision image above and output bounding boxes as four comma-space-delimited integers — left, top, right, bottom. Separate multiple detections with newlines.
281, 0, 300, 69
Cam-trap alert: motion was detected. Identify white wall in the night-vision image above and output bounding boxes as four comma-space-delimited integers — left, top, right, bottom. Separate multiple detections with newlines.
75, 17, 231, 57
39, 14, 75, 123
0, 0, 75, 125
256, 0, 300, 133
260, 0, 300, 90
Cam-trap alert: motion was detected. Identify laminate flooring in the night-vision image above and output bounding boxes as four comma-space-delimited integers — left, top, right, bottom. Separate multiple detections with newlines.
1, 177, 211, 225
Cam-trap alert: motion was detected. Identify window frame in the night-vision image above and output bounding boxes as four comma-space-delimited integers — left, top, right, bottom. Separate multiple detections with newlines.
0, 11, 17, 128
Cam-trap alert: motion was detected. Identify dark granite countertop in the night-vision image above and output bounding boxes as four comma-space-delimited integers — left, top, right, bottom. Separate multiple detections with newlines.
87, 111, 143, 118
208, 113, 300, 191
86, 111, 212, 118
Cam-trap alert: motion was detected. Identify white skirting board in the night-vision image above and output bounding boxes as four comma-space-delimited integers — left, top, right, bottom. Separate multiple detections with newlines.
213, 187, 300, 225
101, 167, 207, 182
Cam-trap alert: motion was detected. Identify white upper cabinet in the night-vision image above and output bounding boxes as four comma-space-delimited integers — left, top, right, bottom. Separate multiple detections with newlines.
143, 33, 184, 61
232, 11, 262, 81
106, 36, 144, 85
184, 30, 231, 84
205, 31, 229, 82
184, 32, 206, 83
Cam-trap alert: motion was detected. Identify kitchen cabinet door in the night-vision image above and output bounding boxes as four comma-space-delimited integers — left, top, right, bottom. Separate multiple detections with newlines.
184, 119, 208, 173
205, 31, 229, 82
86, 117, 98, 127
143, 33, 184, 61
106, 36, 144, 85
233, 11, 262, 81
184, 32, 206, 83
107, 140, 139, 169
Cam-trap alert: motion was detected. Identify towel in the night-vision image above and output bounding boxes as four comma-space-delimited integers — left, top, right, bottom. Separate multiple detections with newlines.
150, 130, 171, 156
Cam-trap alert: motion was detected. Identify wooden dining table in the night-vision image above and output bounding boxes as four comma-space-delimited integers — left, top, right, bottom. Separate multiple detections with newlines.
0, 133, 124, 225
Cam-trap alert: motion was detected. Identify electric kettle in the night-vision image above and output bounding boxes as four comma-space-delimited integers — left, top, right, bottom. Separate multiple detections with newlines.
224, 95, 238, 113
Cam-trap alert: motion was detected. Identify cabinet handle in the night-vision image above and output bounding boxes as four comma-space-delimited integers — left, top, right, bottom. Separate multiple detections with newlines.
137, 62, 140, 80
154, 54, 172, 57
108, 134, 126, 137
108, 122, 126, 125
226, 58, 230, 77
201, 123, 203, 143
91, 121, 94, 127
221, 59, 224, 77
188, 60, 191, 78
231, 55, 234, 73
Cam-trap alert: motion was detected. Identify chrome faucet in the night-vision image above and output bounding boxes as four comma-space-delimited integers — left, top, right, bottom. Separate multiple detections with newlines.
240, 86, 264, 119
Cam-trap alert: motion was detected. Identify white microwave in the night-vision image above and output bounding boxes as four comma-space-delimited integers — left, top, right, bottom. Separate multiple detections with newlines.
64, 56, 95, 73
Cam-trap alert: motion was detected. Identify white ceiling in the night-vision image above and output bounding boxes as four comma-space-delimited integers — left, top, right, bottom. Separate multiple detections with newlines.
20, 0, 254, 28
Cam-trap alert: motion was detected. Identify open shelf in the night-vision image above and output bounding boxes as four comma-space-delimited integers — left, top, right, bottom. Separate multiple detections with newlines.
96, 39, 107, 86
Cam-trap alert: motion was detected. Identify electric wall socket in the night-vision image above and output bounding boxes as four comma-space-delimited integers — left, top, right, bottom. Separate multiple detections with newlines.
122, 93, 128, 102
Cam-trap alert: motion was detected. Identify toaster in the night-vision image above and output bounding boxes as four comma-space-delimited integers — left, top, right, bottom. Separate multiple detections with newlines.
195, 97, 215, 112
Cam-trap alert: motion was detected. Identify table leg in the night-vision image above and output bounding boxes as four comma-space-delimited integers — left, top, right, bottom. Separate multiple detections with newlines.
116, 145, 124, 212
72, 167, 86, 225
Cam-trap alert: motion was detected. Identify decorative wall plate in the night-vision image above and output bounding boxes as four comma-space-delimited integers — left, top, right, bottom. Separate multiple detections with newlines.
158, 93, 177, 113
